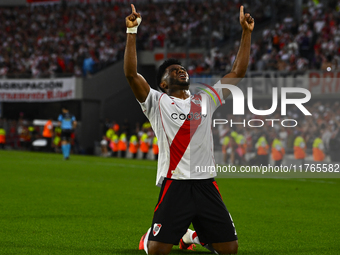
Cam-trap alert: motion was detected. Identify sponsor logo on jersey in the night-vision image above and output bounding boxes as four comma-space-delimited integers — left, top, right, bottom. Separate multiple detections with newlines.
171, 112, 203, 121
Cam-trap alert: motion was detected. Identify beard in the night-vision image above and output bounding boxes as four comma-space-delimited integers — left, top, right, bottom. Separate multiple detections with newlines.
169, 77, 190, 87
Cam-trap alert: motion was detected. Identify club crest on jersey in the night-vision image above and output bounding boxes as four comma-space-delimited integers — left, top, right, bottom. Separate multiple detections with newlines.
153, 223, 162, 236
191, 95, 202, 105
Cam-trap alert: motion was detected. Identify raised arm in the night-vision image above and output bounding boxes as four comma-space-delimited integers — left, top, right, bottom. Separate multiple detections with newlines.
124, 4, 150, 103
221, 6, 254, 99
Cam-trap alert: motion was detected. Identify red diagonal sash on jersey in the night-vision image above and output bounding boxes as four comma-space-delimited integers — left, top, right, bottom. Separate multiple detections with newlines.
167, 94, 202, 178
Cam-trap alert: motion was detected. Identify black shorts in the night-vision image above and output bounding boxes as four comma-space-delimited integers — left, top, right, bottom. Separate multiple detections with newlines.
148, 178, 237, 245
61, 129, 72, 141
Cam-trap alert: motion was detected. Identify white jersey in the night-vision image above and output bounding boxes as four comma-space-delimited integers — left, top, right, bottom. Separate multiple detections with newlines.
139, 81, 225, 186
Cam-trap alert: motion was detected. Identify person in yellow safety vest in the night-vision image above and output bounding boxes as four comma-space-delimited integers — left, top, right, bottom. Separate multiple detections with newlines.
313, 136, 325, 161
105, 128, 115, 154
294, 134, 306, 164
29, 124, 38, 150
106, 128, 115, 141
0, 126, 6, 149
312, 0, 320, 6
53, 126, 62, 152
110, 133, 119, 157
118, 132, 127, 158
153, 136, 159, 160
129, 134, 138, 159
43, 119, 54, 152
271, 137, 285, 166
221, 135, 230, 164
229, 131, 238, 164
235, 133, 247, 165
28, 125, 36, 138
140, 132, 150, 159
142, 121, 151, 130
230, 131, 238, 140
255, 134, 269, 165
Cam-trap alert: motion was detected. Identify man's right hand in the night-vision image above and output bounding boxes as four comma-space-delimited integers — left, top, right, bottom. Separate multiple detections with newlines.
126, 4, 142, 28
124, 4, 149, 103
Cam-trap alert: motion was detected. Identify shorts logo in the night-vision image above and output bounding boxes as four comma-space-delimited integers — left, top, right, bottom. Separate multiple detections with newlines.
153, 223, 162, 236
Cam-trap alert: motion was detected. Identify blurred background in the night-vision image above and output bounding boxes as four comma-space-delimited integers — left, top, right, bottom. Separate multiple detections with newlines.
0, 0, 339, 165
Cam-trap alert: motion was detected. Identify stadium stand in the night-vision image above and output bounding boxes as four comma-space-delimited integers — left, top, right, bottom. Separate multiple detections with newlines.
1, 0, 339, 77
0, 0, 294, 77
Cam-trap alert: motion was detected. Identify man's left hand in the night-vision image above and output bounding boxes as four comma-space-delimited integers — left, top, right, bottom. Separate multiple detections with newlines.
239, 6, 254, 32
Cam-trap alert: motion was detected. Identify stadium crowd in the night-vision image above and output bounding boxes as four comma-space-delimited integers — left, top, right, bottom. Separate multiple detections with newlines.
189, 0, 340, 75
249, 0, 340, 72
0, 0, 294, 78
2, 0, 338, 77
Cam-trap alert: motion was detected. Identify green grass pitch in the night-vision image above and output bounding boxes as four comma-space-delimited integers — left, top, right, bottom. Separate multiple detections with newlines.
0, 150, 339, 254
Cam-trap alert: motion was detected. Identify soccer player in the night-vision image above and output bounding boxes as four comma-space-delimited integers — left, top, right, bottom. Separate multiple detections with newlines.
58, 106, 77, 160
124, 4, 254, 255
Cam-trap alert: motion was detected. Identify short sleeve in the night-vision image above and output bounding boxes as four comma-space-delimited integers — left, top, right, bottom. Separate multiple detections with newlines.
138, 88, 163, 119
58, 115, 62, 121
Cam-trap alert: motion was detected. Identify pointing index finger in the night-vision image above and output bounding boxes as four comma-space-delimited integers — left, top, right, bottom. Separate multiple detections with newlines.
131, 4, 136, 13
240, 5, 244, 18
